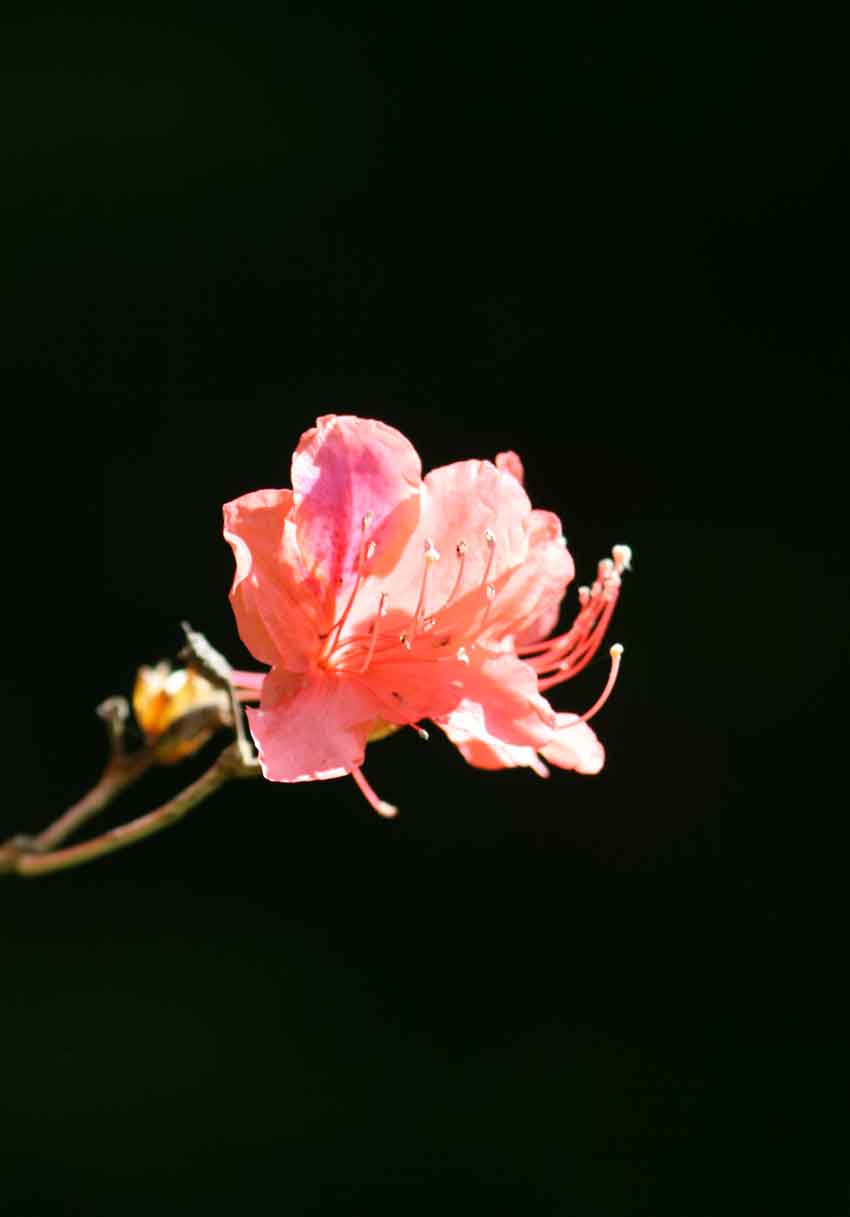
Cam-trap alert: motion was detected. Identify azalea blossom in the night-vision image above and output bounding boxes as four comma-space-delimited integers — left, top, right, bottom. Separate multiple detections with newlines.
223, 415, 629, 816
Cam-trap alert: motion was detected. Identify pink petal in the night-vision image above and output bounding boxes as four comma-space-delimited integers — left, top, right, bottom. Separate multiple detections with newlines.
434, 649, 556, 751
246, 666, 385, 781
495, 450, 525, 484
439, 699, 550, 776
497, 509, 574, 647
223, 489, 319, 670
539, 713, 606, 774
290, 416, 422, 626
369, 459, 533, 629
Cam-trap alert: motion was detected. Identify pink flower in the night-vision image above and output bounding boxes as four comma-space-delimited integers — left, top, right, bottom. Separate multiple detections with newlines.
224, 415, 629, 816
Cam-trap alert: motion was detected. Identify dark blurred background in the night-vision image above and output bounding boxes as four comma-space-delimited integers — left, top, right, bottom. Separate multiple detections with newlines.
1, 6, 847, 1214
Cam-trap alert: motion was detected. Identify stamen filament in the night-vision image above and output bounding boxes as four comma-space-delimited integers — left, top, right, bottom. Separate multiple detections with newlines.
358, 594, 387, 673
545, 644, 624, 720
443, 540, 468, 609
413, 538, 440, 627
324, 515, 374, 656
351, 766, 398, 818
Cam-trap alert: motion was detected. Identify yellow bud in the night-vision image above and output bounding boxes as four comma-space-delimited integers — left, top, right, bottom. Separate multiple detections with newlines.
132, 663, 228, 762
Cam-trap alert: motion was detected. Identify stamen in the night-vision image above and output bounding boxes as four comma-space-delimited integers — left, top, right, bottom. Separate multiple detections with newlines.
357, 593, 387, 673
324, 514, 376, 655
413, 537, 441, 626
412, 724, 430, 740
534, 592, 618, 684
456, 645, 470, 664
443, 540, 468, 608
612, 544, 632, 573
552, 644, 624, 723
351, 766, 398, 818
482, 529, 496, 586
478, 581, 497, 632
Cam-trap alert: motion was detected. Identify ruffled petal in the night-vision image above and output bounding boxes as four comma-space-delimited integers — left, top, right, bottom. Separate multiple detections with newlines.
539, 713, 605, 774
365, 459, 533, 632
506, 509, 574, 647
439, 699, 550, 776
433, 649, 556, 751
246, 666, 385, 781
494, 450, 525, 484
223, 489, 319, 670
290, 416, 422, 625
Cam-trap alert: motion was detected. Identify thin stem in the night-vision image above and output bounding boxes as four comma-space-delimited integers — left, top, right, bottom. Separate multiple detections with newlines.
34, 752, 154, 852
1, 745, 256, 879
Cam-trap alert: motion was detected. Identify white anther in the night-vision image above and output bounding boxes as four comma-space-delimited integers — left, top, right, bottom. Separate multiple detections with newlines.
362, 511, 373, 529
422, 616, 437, 632
456, 646, 470, 664
597, 557, 615, 580
612, 544, 632, 572
365, 541, 377, 561
485, 583, 496, 600
424, 538, 441, 562
400, 633, 412, 651
484, 528, 496, 547
414, 725, 430, 741
578, 586, 591, 606
456, 540, 468, 557
610, 643, 624, 658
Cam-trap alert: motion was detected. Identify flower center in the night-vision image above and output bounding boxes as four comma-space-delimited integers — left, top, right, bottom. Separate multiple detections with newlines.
323, 524, 499, 674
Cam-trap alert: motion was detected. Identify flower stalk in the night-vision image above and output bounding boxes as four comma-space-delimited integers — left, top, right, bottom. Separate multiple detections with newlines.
0, 628, 257, 880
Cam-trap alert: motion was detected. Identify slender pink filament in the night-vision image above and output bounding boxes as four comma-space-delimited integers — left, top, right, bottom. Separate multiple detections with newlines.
351, 766, 398, 817
545, 644, 623, 722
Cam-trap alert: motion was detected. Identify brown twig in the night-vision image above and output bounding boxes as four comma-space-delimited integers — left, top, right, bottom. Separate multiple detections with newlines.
0, 626, 255, 879
0, 743, 258, 878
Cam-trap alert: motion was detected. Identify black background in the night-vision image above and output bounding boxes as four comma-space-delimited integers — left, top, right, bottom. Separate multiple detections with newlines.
2, 7, 847, 1215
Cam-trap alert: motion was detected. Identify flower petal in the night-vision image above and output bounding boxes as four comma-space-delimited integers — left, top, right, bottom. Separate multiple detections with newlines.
434, 649, 556, 751
290, 415, 422, 625
368, 459, 533, 630
539, 713, 606, 774
439, 698, 550, 776
223, 489, 319, 670
246, 666, 384, 781
495, 450, 525, 484
504, 509, 574, 647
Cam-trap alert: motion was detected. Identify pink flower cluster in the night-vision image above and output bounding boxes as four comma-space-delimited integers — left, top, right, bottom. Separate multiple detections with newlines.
224, 416, 629, 816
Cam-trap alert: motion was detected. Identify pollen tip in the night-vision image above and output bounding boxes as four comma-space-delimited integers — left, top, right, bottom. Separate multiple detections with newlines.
456, 540, 468, 556
610, 642, 624, 658
366, 540, 377, 560
362, 511, 374, 529
484, 528, 496, 546
376, 800, 399, 819
612, 544, 632, 571
424, 538, 441, 561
